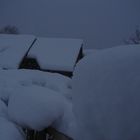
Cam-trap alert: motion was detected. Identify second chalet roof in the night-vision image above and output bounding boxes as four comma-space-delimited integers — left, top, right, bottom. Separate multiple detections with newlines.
0, 34, 36, 69
28, 37, 83, 72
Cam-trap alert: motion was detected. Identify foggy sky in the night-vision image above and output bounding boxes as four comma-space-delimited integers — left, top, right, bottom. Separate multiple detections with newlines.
0, 0, 140, 49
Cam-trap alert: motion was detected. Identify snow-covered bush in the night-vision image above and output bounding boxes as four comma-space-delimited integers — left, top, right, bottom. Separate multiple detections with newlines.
125, 27, 140, 44
0, 67, 76, 139
0, 25, 19, 34
72, 45, 140, 140
8, 86, 67, 131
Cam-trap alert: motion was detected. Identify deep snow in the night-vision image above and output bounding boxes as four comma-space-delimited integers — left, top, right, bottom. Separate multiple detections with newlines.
0, 69, 71, 101
0, 69, 75, 139
72, 44, 140, 140
1, 43, 140, 140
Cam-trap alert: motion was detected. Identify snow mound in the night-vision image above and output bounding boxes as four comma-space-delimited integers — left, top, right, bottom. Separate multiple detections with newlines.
72, 45, 140, 140
8, 86, 66, 131
0, 117, 25, 140
0, 69, 71, 101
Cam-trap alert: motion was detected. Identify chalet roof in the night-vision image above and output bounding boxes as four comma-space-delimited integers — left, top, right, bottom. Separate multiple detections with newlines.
28, 37, 83, 72
0, 34, 35, 69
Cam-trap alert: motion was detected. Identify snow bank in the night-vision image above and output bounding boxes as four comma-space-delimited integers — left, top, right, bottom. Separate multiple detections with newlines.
72, 45, 140, 140
28, 37, 83, 72
0, 117, 25, 140
8, 86, 66, 131
0, 69, 71, 101
0, 34, 35, 69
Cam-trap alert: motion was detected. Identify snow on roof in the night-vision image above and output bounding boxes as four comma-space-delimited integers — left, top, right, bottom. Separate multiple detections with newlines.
83, 49, 97, 56
28, 37, 83, 72
0, 34, 36, 69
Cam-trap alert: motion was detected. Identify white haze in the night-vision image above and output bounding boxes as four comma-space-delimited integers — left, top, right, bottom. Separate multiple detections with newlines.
0, 0, 140, 48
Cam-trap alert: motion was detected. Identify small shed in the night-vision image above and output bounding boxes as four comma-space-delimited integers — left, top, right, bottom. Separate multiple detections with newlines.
0, 34, 36, 69
20, 37, 83, 77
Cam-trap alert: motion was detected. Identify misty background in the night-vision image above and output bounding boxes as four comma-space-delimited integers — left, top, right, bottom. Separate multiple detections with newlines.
0, 0, 140, 49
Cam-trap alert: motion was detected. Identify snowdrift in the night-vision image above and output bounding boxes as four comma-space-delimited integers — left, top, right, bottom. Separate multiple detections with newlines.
72, 45, 140, 140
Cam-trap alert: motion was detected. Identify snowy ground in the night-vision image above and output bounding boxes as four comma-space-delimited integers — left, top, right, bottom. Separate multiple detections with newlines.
0, 43, 140, 140
0, 35, 81, 140
0, 69, 75, 140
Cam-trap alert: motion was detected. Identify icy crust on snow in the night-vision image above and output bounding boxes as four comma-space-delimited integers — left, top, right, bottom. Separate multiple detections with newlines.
28, 37, 83, 72
0, 34, 35, 69
0, 117, 25, 140
0, 69, 71, 101
72, 45, 140, 140
8, 86, 67, 131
